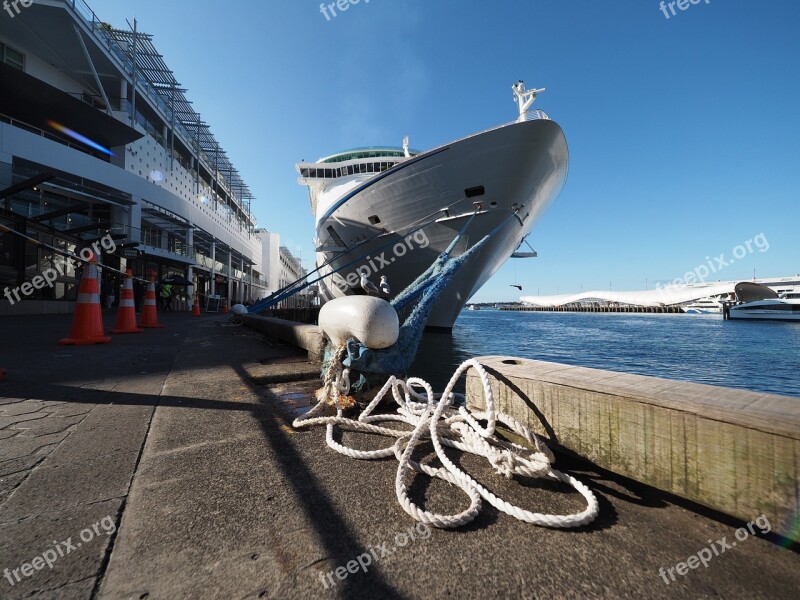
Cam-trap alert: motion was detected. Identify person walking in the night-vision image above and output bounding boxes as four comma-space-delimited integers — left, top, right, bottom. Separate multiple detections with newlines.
160, 282, 172, 312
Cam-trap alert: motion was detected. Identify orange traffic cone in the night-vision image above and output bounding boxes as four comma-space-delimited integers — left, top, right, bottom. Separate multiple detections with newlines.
0, 368, 6, 381
111, 270, 142, 334
140, 276, 165, 329
192, 296, 201, 316
59, 254, 111, 345
222, 298, 229, 314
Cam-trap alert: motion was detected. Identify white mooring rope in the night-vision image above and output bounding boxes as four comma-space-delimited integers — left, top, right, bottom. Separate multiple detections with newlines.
292, 358, 599, 529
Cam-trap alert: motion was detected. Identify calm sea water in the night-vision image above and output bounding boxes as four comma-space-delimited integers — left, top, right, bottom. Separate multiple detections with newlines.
410, 309, 800, 397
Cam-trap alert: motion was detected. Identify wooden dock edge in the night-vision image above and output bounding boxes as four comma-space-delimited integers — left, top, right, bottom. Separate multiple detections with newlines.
242, 315, 325, 362
465, 356, 800, 541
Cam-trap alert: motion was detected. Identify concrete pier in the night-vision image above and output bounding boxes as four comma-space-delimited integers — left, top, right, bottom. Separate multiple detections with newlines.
242, 314, 325, 362
1, 314, 798, 598
466, 356, 800, 542
501, 304, 685, 313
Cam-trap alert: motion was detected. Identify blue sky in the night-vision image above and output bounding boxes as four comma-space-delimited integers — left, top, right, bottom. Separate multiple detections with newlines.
97, 0, 799, 302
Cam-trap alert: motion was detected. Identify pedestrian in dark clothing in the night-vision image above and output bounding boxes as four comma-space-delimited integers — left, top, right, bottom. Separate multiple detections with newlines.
133, 279, 144, 313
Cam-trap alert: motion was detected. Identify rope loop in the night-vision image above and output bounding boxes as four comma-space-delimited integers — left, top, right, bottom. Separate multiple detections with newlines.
293, 358, 599, 529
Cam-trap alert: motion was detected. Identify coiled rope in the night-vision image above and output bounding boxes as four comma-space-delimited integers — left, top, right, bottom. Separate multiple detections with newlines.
293, 355, 599, 529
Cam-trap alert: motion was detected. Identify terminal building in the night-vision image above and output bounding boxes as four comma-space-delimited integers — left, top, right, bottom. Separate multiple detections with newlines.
256, 229, 312, 309
520, 276, 800, 309
0, 0, 267, 314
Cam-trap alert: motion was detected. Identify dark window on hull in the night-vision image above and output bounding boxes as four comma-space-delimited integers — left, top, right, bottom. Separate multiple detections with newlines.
465, 185, 485, 198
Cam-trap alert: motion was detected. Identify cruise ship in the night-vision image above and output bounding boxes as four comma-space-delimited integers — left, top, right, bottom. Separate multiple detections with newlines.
296, 81, 568, 330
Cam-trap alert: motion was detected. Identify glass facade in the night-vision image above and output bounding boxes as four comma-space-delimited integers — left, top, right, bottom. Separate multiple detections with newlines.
299, 161, 400, 179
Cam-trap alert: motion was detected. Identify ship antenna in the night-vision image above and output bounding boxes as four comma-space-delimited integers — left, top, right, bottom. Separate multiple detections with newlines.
512, 80, 545, 123
402, 135, 410, 158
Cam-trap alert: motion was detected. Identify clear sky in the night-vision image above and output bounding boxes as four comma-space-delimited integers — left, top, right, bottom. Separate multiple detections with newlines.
96, 0, 799, 302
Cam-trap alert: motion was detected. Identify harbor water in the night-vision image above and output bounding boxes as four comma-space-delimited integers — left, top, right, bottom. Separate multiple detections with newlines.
410, 309, 800, 398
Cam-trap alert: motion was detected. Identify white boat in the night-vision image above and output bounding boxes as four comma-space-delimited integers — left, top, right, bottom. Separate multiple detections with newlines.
468, 304, 480, 311
297, 81, 568, 330
725, 283, 800, 321
684, 297, 726, 314
728, 297, 800, 321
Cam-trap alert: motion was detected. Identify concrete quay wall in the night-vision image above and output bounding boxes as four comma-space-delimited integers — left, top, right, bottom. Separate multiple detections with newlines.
466, 356, 800, 542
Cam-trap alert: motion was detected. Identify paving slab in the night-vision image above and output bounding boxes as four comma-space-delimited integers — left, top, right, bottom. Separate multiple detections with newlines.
2, 312, 799, 599
98, 320, 800, 600
0, 311, 199, 599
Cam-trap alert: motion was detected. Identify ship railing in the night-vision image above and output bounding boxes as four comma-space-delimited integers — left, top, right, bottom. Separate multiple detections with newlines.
520, 109, 550, 121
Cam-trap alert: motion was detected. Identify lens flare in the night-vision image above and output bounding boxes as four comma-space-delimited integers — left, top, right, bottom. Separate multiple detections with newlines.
47, 121, 114, 156
780, 507, 800, 548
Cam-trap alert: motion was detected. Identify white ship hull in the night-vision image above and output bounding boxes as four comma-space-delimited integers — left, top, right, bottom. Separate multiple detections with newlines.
311, 118, 568, 330
728, 300, 800, 321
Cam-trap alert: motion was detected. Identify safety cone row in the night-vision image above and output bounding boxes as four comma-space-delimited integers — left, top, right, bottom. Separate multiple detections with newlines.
192, 295, 201, 316
140, 276, 165, 328
110, 270, 142, 334
59, 253, 111, 345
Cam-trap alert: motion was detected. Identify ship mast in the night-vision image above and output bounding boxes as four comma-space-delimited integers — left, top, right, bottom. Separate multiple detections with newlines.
512, 80, 545, 123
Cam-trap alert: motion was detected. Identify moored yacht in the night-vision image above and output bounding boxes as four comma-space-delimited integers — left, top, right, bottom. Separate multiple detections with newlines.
727, 297, 800, 321
724, 283, 800, 322
297, 81, 569, 330
684, 296, 727, 314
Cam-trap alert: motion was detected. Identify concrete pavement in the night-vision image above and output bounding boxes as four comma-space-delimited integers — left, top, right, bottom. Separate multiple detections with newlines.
1, 311, 799, 599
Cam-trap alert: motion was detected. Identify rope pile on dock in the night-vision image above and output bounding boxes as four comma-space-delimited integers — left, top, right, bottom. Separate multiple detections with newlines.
293, 356, 599, 529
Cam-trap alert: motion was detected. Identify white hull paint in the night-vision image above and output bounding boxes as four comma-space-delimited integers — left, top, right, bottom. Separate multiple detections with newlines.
312, 118, 568, 329
728, 310, 800, 321
728, 299, 800, 321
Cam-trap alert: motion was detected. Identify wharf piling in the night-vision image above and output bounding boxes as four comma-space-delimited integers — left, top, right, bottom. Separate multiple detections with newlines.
500, 304, 684, 313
